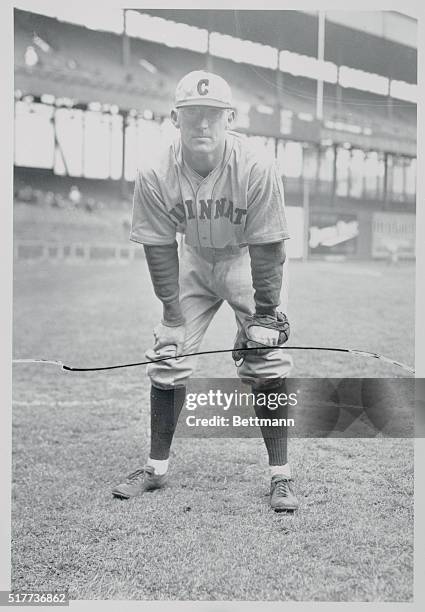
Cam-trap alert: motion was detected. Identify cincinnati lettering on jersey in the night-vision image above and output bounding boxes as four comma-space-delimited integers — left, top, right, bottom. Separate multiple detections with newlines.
169, 197, 247, 225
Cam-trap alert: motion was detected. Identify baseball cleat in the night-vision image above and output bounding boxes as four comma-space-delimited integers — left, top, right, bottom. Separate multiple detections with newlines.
112, 466, 167, 499
270, 476, 299, 512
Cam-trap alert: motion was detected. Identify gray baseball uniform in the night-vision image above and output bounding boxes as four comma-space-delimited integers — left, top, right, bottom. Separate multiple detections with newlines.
112, 71, 300, 512
130, 129, 292, 388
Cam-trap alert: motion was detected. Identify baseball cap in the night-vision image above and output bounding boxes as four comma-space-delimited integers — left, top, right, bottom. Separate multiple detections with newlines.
175, 70, 233, 109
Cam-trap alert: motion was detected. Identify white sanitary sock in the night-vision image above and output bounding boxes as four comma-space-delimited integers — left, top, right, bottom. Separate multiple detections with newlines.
147, 458, 169, 475
270, 463, 291, 478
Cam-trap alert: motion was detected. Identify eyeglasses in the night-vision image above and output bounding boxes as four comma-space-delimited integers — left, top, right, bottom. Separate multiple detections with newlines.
179, 107, 228, 122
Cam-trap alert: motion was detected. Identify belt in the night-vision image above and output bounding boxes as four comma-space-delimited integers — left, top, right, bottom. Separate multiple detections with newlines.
185, 244, 248, 262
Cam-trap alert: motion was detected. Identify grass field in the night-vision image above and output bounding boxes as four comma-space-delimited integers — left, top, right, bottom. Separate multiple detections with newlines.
12, 257, 415, 601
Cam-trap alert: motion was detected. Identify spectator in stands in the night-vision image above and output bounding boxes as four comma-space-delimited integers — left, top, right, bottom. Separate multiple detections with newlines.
84, 197, 96, 213
385, 241, 400, 266
52, 193, 66, 209
44, 191, 56, 207
24, 46, 39, 67
122, 216, 131, 235
69, 185, 82, 207
33, 189, 43, 204
16, 185, 37, 203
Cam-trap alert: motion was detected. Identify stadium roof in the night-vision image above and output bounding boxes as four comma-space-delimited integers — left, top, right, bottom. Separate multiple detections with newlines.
305, 10, 416, 48
137, 9, 417, 84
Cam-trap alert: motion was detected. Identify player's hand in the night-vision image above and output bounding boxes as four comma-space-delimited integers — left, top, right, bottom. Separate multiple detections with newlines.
153, 321, 186, 354
145, 322, 186, 361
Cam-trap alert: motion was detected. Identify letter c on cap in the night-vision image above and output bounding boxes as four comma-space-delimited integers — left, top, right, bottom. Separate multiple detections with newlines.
197, 79, 209, 96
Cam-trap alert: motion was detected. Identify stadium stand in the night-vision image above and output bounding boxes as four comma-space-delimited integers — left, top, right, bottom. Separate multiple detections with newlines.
14, 9, 416, 140
14, 167, 131, 208
13, 9, 416, 261
14, 168, 132, 245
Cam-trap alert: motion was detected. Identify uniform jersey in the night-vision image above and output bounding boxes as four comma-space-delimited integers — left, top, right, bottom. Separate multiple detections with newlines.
130, 131, 290, 249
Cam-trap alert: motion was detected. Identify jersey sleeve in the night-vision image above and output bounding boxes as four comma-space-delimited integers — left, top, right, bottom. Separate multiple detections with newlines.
244, 160, 290, 245
130, 168, 177, 246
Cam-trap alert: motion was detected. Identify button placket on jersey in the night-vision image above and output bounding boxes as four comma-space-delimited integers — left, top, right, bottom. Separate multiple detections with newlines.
196, 182, 214, 247
180, 167, 216, 248
175, 136, 236, 249
178, 169, 199, 247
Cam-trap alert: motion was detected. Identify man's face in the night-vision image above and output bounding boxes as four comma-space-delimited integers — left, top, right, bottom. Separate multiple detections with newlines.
171, 106, 234, 155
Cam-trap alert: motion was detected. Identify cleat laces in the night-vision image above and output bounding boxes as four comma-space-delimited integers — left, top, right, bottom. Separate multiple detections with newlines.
274, 477, 292, 497
126, 467, 153, 483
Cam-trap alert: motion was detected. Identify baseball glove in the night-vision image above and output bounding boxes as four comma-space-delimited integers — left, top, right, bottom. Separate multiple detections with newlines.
232, 311, 290, 364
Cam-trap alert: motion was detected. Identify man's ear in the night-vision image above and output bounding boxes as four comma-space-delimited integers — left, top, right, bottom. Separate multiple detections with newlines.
226, 109, 236, 129
170, 108, 180, 128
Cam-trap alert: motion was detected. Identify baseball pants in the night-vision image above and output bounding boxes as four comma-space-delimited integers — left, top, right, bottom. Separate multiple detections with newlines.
147, 243, 293, 389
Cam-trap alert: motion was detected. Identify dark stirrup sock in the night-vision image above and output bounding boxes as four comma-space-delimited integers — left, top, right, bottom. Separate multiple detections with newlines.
150, 385, 187, 460
252, 379, 289, 466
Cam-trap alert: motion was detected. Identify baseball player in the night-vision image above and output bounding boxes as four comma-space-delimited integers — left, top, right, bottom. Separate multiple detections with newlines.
112, 71, 298, 512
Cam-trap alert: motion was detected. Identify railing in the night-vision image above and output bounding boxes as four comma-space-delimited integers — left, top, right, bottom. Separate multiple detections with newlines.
14, 241, 145, 262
